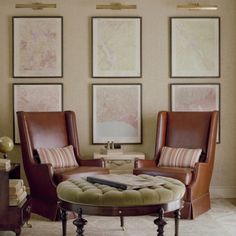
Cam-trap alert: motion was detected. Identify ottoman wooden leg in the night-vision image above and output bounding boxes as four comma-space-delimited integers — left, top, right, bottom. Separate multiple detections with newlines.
154, 208, 167, 236
174, 209, 181, 236
73, 208, 87, 236
61, 208, 67, 236
120, 216, 125, 230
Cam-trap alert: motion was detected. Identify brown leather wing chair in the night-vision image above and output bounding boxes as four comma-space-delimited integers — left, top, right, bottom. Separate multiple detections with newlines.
133, 111, 218, 219
17, 111, 109, 220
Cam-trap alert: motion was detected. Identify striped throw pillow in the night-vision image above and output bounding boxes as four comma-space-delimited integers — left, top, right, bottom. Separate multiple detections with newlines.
158, 146, 202, 168
37, 145, 78, 168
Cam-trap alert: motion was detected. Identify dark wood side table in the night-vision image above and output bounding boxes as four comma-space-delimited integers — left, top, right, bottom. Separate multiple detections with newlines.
0, 163, 31, 236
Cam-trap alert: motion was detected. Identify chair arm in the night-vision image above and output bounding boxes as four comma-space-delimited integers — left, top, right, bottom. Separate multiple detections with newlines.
29, 163, 57, 199
134, 159, 156, 168
188, 162, 211, 199
79, 158, 105, 167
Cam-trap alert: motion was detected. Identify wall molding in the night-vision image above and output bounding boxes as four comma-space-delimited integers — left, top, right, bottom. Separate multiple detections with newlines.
210, 186, 236, 198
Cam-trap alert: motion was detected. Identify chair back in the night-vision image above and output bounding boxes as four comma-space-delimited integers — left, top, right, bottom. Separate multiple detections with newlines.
154, 111, 218, 164
17, 111, 81, 169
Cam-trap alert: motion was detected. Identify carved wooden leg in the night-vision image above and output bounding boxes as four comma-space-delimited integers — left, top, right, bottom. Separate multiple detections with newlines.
154, 208, 167, 236
61, 209, 68, 236
120, 216, 125, 230
73, 208, 87, 236
174, 209, 181, 236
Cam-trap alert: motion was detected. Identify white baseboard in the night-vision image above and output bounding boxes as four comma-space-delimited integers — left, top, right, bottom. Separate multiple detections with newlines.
210, 186, 236, 198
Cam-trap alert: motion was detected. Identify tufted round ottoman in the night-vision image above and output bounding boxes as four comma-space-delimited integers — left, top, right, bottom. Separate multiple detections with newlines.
57, 174, 185, 236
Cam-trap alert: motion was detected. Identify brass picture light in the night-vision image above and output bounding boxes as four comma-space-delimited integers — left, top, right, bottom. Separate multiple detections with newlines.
177, 3, 218, 10
96, 2, 136, 10
15, 2, 56, 10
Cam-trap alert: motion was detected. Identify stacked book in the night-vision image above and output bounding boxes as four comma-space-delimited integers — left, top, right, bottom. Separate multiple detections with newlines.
0, 159, 11, 171
9, 179, 27, 206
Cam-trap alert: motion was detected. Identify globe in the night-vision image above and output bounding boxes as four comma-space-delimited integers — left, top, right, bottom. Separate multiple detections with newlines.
0, 136, 14, 154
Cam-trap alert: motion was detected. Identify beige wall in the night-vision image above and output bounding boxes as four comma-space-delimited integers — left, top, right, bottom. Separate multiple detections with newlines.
0, 0, 235, 197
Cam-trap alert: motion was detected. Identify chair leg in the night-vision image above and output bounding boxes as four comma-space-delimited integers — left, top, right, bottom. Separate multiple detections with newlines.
154, 208, 167, 236
73, 208, 87, 236
174, 209, 181, 236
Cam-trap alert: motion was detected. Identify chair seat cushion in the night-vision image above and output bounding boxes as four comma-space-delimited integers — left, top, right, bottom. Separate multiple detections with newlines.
53, 166, 110, 184
133, 167, 193, 185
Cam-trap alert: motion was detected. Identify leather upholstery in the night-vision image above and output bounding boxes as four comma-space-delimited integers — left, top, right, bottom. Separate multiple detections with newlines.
53, 166, 110, 184
133, 111, 218, 219
17, 111, 109, 220
134, 167, 193, 185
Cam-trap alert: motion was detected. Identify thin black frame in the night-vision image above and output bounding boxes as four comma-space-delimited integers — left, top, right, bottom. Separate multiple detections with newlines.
170, 83, 221, 143
13, 83, 63, 144
170, 17, 220, 78
12, 16, 63, 78
92, 83, 142, 144
91, 17, 142, 78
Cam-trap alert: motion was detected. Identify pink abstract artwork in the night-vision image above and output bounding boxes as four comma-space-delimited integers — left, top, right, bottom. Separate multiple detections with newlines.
93, 84, 142, 144
13, 17, 62, 77
173, 86, 218, 111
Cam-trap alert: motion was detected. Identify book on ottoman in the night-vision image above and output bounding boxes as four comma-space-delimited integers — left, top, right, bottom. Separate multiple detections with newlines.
87, 174, 164, 190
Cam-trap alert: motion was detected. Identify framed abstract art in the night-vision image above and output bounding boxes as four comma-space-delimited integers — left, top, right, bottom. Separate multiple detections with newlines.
13, 16, 63, 78
170, 17, 220, 78
92, 84, 142, 144
92, 17, 142, 78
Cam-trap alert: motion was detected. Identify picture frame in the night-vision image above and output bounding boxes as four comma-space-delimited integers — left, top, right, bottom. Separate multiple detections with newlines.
170, 83, 221, 143
92, 17, 142, 78
13, 16, 63, 78
170, 17, 220, 78
92, 84, 142, 144
13, 83, 63, 144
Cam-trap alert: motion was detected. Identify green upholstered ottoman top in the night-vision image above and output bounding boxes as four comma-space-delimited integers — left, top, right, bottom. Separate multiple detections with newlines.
57, 174, 185, 206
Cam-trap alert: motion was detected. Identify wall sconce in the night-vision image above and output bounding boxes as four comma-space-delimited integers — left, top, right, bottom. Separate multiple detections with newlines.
96, 3, 137, 10
177, 3, 218, 10
15, 2, 56, 10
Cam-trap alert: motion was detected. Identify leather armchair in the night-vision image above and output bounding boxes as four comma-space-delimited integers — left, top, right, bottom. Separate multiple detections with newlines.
133, 111, 218, 219
17, 111, 109, 220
